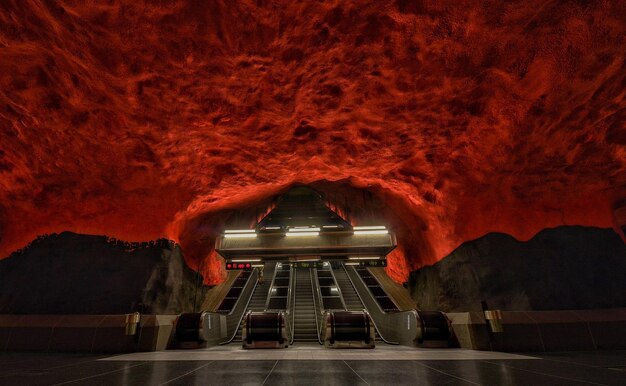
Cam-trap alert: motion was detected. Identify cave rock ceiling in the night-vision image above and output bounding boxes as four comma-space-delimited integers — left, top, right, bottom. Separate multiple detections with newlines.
1, 0, 624, 284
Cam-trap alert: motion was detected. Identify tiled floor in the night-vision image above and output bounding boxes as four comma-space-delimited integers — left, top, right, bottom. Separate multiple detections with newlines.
0, 345, 624, 385
103, 343, 536, 361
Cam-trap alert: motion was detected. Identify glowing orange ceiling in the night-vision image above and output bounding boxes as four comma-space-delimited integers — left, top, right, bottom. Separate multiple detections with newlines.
1, 0, 624, 284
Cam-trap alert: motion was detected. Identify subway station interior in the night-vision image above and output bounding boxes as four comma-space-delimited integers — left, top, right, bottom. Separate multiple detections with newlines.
1, 1, 626, 385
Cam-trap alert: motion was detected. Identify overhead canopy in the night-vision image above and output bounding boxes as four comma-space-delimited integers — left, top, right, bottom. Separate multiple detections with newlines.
216, 231, 397, 260
256, 186, 352, 230
216, 186, 396, 260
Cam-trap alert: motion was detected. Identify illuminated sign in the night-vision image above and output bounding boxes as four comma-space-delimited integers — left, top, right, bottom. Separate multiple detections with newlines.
292, 261, 321, 268
225, 262, 253, 270
359, 259, 387, 267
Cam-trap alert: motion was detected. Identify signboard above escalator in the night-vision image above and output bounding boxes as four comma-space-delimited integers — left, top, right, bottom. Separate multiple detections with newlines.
225, 262, 253, 270
357, 259, 387, 267
292, 261, 321, 268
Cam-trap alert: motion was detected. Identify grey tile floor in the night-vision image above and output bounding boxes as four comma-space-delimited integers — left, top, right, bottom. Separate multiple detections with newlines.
0, 345, 624, 385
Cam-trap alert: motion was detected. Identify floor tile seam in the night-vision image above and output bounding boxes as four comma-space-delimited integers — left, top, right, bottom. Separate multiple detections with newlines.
156, 360, 216, 386
260, 360, 279, 386
530, 356, 622, 370
0, 356, 108, 377
49, 361, 148, 386
412, 360, 483, 385
480, 360, 611, 386
98, 355, 543, 361
342, 360, 371, 385
0, 358, 79, 375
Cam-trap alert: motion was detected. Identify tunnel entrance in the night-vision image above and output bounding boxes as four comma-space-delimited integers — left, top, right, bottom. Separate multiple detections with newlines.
174, 186, 452, 350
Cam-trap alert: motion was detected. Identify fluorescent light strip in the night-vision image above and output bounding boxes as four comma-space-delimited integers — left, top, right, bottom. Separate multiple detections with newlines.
322, 225, 339, 228
353, 226, 387, 230
264, 226, 281, 230
348, 256, 381, 260
344, 262, 359, 266
298, 259, 320, 262
285, 232, 319, 237
224, 229, 256, 234
232, 258, 262, 262
289, 227, 321, 232
353, 230, 388, 235
224, 234, 258, 238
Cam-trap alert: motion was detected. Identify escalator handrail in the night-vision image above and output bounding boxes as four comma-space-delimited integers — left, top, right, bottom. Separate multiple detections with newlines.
264, 263, 282, 310
342, 264, 401, 345
326, 264, 348, 311
287, 265, 296, 345
220, 268, 259, 344
310, 268, 324, 345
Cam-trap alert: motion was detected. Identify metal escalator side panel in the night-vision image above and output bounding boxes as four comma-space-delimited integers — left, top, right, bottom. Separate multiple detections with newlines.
342, 263, 406, 345
322, 264, 348, 311
229, 262, 279, 343
288, 265, 296, 344
331, 264, 366, 311
363, 267, 401, 312
265, 262, 287, 311
353, 267, 400, 312
221, 268, 259, 344
310, 268, 324, 344
209, 270, 244, 312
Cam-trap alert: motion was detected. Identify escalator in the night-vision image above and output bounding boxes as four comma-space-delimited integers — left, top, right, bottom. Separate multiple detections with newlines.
342, 263, 451, 346
210, 259, 449, 348
233, 262, 277, 342
292, 268, 320, 342
341, 263, 414, 344
219, 269, 258, 344
332, 265, 364, 310
333, 264, 382, 343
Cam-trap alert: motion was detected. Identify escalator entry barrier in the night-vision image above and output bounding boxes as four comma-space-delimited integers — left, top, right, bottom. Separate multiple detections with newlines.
174, 312, 227, 348
323, 310, 375, 349
416, 311, 451, 347
174, 312, 207, 349
242, 311, 289, 349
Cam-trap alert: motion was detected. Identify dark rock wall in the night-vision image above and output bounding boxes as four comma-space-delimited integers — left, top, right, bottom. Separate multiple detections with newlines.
0, 232, 207, 314
409, 226, 626, 312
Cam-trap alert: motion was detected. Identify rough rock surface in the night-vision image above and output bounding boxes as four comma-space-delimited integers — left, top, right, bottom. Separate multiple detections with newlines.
0, 232, 207, 314
409, 226, 626, 312
1, 1, 625, 284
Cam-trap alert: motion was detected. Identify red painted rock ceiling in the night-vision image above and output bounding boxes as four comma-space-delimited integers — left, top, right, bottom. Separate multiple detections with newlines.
1, 0, 625, 284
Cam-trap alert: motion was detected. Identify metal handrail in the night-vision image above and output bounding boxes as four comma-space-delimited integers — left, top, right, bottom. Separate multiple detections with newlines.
342, 264, 400, 345
220, 268, 259, 344
287, 265, 296, 344
264, 263, 282, 310
311, 268, 324, 344
326, 264, 348, 310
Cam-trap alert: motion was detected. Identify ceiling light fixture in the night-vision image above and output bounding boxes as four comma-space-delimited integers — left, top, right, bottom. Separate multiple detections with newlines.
286, 231, 319, 237
353, 230, 388, 235
224, 229, 256, 233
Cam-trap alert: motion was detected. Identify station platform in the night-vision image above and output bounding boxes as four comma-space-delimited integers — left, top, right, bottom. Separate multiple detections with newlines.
1, 347, 624, 385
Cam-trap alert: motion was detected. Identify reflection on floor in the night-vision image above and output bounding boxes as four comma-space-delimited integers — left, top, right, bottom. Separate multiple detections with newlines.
103, 343, 536, 361
0, 347, 624, 386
